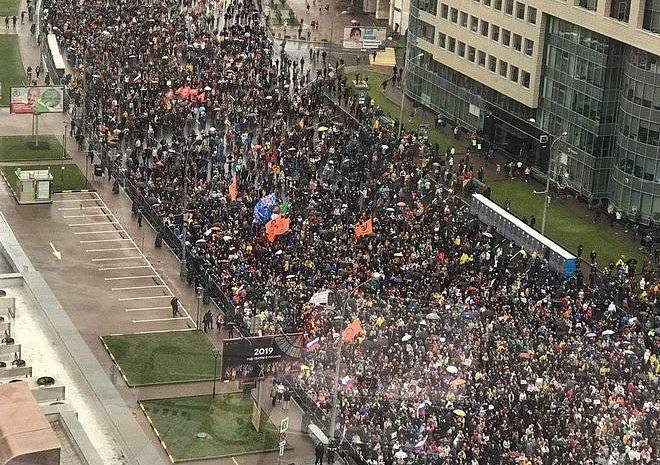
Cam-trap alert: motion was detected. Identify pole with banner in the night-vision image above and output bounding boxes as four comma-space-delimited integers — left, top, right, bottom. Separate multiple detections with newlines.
277, 417, 288, 465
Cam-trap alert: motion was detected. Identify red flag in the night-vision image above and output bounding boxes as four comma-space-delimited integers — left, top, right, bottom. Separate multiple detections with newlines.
354, 219, 373, 238
229, 174, 238, 201
266, 217, 290, 242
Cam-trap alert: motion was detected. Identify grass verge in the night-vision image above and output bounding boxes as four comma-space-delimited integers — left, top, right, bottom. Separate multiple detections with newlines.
101, 330, 217, 386
347, 70, 463, 155
0, 35, 25, 106
489, 178, 643, 265
0, 135, 69, 161
141, 394, 280, 461
1, 163, 87, 193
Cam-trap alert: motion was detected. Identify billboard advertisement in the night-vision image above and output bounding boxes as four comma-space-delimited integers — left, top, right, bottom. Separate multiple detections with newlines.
10, 86, 65, 114
343, 26, 387, 49
221, 333, 303, 380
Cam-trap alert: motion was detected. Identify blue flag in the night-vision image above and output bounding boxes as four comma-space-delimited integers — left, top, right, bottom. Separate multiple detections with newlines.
254, 193, 277, 224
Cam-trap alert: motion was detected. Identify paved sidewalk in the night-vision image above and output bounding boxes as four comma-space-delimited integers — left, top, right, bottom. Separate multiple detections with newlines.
269, 0, 387, 44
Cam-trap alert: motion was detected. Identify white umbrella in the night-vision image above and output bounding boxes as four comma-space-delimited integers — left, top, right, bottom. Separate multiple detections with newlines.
446, 365, 458, 374
426, 312, 440, 320
401, 334, 412, 342
602, 329, 615, 336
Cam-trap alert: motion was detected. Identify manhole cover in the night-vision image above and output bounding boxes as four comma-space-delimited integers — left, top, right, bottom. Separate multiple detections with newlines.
196, 433, 208, 439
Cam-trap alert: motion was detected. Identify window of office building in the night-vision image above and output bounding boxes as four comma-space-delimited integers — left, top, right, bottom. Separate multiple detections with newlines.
610, 0, 631, 22
502, 29, 511, 45
439, 32, 447, 48
643, 0, 660, 32
468, 46, 476, 61
575, 0, 597, 11
494, 0, 502, 10
448, 36, 456, 52
410, 17, 436, 43
513, 33, 522, 51
440, 3, 449, 18
516, 2, 525, 19
483, 0, 491, 5
412, 0, 438, 15
527, 6, 537, 23
505, 0, 514, 14
458, 41, 466, 57
478, 50, 486, 66
450, 7, 458, 22
489, 55, 497, 71
460, 11, 468, 27
524, 38, 534, 55
521, 70, 530, 87
499, 60, 508, 77
491, 24, 500, 41
510, 65, 519, 82
471, 15, 479, 32
481, 20, 489, 36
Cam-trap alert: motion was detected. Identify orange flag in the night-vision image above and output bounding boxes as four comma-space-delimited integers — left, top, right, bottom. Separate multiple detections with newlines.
266, 217, 290, 242
354, 219, 373, 238
229, 174, 238, 201
342, 319, 363, 342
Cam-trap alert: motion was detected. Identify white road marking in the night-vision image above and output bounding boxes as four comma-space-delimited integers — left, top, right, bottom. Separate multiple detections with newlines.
64, 214, 113, 218
61, 189, 195, 326
118, 295, 173, 301
232, 457, 239, 465
105, 275, 159, 281
98, 265, 152, 271
58, 206, 104, 210
80, 238, 130, 243
86, 247, 136, 252
69, 221, 120, 226
132, 317, 188, 323
111, 285, 166, 291
125, 306, 170, 312
91, 256, 144, 262
53, 198, 99, 203
74, 230, 121, 235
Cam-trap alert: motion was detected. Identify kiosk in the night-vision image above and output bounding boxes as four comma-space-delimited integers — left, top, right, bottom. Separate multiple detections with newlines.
15, 169, 53, 204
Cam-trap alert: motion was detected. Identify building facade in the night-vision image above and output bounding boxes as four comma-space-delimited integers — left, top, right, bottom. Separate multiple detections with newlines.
399, 0, 660, 224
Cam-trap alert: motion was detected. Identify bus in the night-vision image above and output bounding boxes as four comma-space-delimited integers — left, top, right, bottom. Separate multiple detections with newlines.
470, 193, 577, 278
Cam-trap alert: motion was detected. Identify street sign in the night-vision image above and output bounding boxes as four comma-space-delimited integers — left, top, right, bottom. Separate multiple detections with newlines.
279, 417, 289, 434
279, 440, 286, 456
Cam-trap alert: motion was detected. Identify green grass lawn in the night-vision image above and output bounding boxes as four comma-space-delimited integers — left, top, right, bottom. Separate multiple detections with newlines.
1, 163, 87, 193
347, 70, 462, 155
0, 0, 20, 20
141, 394, 280, 461
490, 179, 643, 265
0, 135, 69, 161
0, 35, 24, 105
101, 330, 218, 386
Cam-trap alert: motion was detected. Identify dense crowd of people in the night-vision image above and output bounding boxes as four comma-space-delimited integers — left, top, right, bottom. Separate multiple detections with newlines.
43, 0, 658, 464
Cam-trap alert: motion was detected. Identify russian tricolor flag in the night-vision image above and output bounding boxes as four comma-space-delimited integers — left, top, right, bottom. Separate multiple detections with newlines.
413, 436, 427, 452
304, 337, 320, 351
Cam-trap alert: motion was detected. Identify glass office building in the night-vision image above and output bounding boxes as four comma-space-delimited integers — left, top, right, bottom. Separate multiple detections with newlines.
404, 2, 660, 224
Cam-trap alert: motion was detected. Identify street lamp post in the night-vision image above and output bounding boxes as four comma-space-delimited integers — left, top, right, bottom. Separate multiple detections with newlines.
397, 52, 424, 139
212, 348, 220, 398
327, 272, 382, 440
329, 10, 349, 45
540, 131, 567, 235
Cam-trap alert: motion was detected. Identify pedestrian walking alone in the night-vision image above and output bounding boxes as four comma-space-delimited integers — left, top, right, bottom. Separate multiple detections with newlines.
170, 296, 180, 318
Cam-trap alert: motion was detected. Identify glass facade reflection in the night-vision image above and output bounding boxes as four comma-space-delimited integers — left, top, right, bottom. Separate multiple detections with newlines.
538, 17, 624, 197
609, 49, 660, 224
